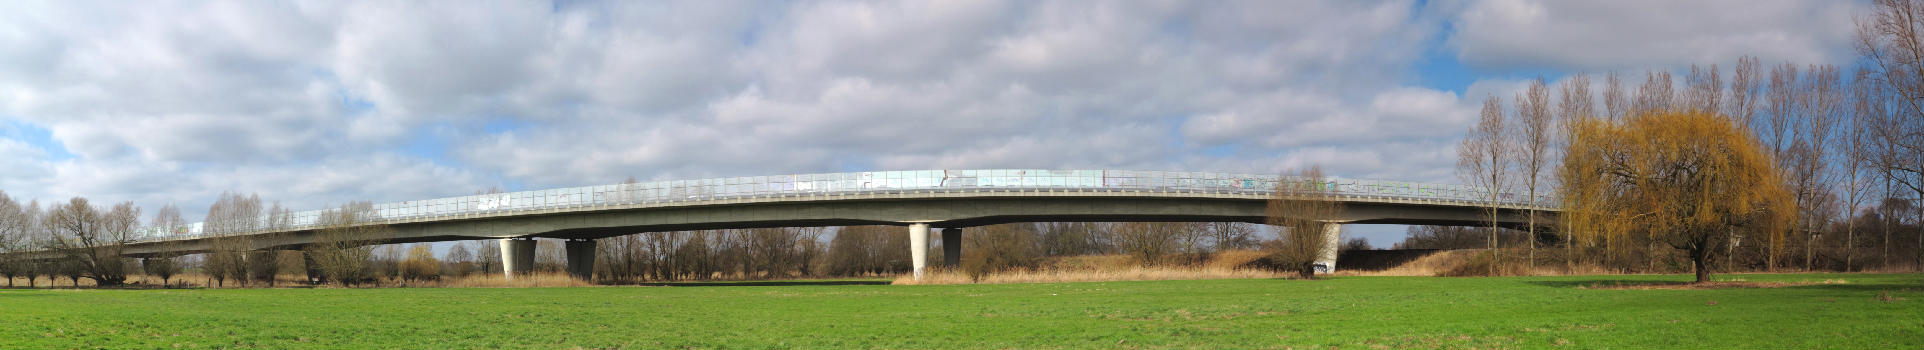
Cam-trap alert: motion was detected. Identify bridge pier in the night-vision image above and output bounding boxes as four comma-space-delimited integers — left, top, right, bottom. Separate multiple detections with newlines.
909, 223, 930, 280
941, 228, 961, 268
564, 239, 596, 280
302, 252, 323, 285
1317, 224, 1341, 274
499, 238, 536, 279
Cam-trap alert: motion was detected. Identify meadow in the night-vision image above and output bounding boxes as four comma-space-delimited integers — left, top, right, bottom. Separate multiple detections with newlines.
0, 273, 1918, 348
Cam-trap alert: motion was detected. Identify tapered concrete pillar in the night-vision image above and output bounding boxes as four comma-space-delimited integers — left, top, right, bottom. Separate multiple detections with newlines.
909, 223, 930, 280
564, 239, 597, 280
941, 228, 961, 267
1316, 223, 1342, 274
499, 238, 536, 279
302, 252, 324, 285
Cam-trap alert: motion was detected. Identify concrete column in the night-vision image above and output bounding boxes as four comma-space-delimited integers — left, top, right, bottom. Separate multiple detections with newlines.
564, 239, 597, 280
302, 252, 324, 285
941, 228, 962, 268
909, 223, 930, 280
499, 238, 536, 279
1316, 223, 1342, 274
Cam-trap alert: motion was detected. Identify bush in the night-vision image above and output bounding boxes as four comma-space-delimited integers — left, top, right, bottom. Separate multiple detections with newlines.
961, 224, 1039, 282
401, 245, 441, 282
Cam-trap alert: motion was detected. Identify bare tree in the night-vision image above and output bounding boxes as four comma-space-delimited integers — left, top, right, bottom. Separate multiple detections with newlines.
1603, 71, 1628, 120
17, 200, 43, 287
41, 197, 140, 286
825, 226, 911, 276
0, 191, 26, 287
1267, 166, 1345, 279
444, 242, 474, 278
1206, 222, 1257, 252
306, 202, 386, 286
1684, 64, 1724, 115
1794, 65, 1844, 270
1855, 2, 1924, 268
476, 238, 500, 275
1515, 76, 1553, 270
1631, 70, 1675, 116
1037, 222, 1112, 256
793, 227, 826, 277
1460, 94, 1513, 275
959, 224, 1040, 282
1759, 63, 1804, 270
1113, 222, 1182, 267
1729, 56, 1764, 131
203, 192, 262, 287
1395, 225, 1507, 250
247, 201, 294, 286
144, 204, 186, 286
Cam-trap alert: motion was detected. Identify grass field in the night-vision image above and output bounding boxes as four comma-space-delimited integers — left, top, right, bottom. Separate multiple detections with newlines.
1, 273, 1920, 348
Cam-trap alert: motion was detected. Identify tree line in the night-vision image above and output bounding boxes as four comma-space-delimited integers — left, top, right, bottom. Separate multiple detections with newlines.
1448, 2, 1924, 282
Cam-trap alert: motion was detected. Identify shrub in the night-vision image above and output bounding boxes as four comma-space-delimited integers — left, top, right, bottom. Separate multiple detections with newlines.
961, 224, 1039, 282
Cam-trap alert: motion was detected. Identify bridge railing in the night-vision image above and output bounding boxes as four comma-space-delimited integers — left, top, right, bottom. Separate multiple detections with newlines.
133, 170, 1558, 242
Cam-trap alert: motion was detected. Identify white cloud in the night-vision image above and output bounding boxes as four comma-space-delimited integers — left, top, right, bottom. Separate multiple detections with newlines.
0, 0, 1860, 236
1449, 0, 1862, 71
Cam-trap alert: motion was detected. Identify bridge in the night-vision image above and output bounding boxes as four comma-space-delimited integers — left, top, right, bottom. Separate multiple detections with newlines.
101, 170, 1556, 280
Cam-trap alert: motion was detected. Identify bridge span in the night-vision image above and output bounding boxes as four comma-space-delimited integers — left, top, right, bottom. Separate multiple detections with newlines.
113, 170, 1556, 280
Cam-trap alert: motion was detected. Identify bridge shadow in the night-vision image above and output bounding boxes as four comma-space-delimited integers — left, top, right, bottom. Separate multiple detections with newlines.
627, 280, 892, 287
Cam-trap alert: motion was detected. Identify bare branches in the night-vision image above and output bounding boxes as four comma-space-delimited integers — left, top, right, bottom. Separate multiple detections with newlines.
1266, 166, 1345, 279
306, 201, 387, 286
1604, 72, 1628, 120
1729, 56, 1763, 131
1460, 94, 1513, 275
1682, 64, 1723, 115
40, 197, 139, 286
1516, 77, 1554, 270
1632, 70, 1675, 117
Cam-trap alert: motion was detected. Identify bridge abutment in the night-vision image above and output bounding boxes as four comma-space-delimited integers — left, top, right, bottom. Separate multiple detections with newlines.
941, 228, 961, 268
909, 223, 930, 280
565, 239, 596, 280
500, 238, 536, 279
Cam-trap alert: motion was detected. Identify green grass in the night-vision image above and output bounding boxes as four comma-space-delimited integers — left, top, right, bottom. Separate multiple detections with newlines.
1, 273, 1920, 348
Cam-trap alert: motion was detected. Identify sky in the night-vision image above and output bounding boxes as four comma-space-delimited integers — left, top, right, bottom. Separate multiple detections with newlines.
0, 0, 1867, 247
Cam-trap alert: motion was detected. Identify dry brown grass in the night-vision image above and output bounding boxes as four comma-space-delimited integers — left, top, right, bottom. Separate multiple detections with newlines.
1577, 279, 1847, 290
896, 250, 1289, 285
1333, 249, 1625, 277
1333, 250, 1474, 277
893, 266, 1286, 285
423, 273, 593, 288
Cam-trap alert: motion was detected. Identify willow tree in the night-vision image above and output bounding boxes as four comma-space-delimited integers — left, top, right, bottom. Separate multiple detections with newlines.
306, 202, 387, 286
1267, 166, 1344, 279
1562, 110, 1793, 283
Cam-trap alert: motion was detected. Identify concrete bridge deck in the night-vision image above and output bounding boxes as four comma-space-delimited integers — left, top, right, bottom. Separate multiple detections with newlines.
39, 170, 1563, 280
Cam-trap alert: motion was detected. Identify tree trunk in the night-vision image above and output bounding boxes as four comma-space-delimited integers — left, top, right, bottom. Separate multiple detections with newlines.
1297, 263, 1315, 280
1693, 258, 1711, 283
1690, 238, 1713, 284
